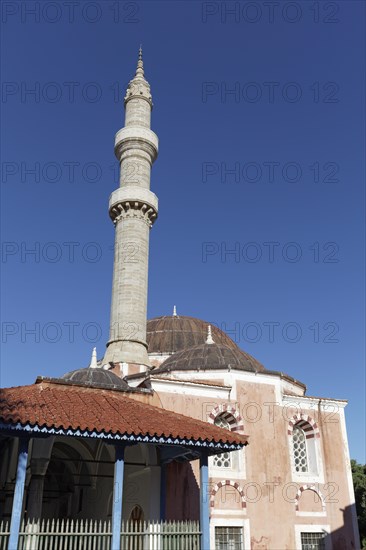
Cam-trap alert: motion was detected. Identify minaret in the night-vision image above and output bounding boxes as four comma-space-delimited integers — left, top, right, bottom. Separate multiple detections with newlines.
104, 48, 158, 367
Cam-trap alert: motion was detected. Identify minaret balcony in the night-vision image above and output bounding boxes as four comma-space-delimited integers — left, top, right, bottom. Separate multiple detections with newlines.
114, 127, 158, 162
109, 186, 158, 226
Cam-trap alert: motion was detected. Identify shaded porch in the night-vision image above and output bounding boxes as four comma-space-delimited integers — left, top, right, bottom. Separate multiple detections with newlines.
0, 430, 212, 550
0, 380, 248, 550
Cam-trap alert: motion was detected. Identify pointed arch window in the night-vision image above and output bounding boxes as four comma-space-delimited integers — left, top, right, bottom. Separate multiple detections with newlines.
129, 504, 144, 523
213, 415, 232, 468
288, 415, 321, 479
292, 426, 308, 473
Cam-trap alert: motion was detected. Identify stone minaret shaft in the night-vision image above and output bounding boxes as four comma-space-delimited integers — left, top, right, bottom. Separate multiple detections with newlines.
104, 49, 158, 366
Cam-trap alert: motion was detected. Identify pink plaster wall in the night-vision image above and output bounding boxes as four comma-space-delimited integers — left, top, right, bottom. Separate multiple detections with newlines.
138, 374, 358, 549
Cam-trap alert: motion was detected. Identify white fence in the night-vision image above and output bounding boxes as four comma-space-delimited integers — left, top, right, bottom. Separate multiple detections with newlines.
0, 518, 201, 549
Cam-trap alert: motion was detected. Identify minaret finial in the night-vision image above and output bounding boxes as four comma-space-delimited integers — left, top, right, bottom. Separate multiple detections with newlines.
124, 46, 152, 106
206, 325, 215, 345
136, 45, 144, 77
173, 305, 177, 317
89, 347, 98, 368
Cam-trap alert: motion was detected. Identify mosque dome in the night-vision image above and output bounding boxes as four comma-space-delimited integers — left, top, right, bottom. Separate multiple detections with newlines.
61, 367, 129, 390
152, 340, 265, 374
147, 315, 240, 355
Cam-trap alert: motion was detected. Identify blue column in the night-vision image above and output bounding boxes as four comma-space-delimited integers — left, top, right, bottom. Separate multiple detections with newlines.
111, 445, 125, 550
200, 453, 210, 550
160, 463, 166, 520
9, 438, 29, 550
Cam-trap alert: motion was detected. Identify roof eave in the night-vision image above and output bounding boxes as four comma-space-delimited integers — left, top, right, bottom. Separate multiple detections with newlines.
0, 421, 248, 456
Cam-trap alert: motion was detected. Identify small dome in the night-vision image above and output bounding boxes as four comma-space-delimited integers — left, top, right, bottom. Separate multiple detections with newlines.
147, 315, 239, 354
152, 341, 265, 374
61, 368, 129, 390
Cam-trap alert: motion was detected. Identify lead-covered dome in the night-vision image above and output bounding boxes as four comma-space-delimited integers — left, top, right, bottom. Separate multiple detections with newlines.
152, 341, 265, 374
61, 368, 129, 390
147, 315, 239, 354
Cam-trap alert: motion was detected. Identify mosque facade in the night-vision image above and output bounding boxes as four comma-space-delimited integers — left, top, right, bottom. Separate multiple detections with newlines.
0, 51, 359, 550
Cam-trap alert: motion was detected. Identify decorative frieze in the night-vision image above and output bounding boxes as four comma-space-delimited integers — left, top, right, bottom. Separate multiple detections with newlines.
110, 200, 157, 227
124, 79, 153, 107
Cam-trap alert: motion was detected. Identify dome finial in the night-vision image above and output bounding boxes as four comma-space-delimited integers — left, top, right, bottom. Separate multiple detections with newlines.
89, 347, 98, 368
135, 44, 144, 77
173, 305, 177, 317
206, 325, 215, 345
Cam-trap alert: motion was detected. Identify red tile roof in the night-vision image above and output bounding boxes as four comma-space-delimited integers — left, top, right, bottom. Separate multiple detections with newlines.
0, 381, 248, 447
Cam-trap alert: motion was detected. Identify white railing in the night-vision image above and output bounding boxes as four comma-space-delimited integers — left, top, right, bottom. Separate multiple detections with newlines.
0, 518, 200, 549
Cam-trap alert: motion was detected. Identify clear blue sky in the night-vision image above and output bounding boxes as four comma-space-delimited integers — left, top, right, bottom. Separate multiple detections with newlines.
1, 1, 365, 462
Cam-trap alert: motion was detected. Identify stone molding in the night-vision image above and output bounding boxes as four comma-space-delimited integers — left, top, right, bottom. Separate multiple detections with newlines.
110, 200, 157, 226
107, 336, 148, 347
115, 127, 158, 162
109, 187, 158, 226
207, 403, 245, 433
210, 480, 246, 509
294, 484, 326, 512
287, 413, 320, 439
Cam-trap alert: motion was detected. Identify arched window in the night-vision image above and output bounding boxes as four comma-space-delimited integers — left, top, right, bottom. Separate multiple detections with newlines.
129, 504, 144, 523
213, 415, 232, 468
292, 426, 308, 473
288, 415, 321, 478
215, 415, 231, 431
288, 415, 320, 477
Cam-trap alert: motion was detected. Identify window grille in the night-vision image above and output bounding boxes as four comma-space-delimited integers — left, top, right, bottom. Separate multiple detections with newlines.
215, 526, 243, 550
213, 416, 231, 468
301, 532, 325, 550
293, 426, 308, 472
213, 452, 231, 468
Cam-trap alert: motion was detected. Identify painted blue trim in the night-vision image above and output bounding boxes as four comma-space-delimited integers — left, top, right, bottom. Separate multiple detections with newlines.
0, 422, 245, 451
160, 464, 166, 520
111, 446, 125, 550
8, 438, 29, 550
200, 454, 210, 550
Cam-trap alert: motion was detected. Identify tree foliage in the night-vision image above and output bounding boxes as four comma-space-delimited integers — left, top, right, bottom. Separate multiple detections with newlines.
351, 459, 366, 549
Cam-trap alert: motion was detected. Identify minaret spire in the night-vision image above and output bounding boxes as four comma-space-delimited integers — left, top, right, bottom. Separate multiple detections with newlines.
104, 51, 159, 368
135, 45, 144, 77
